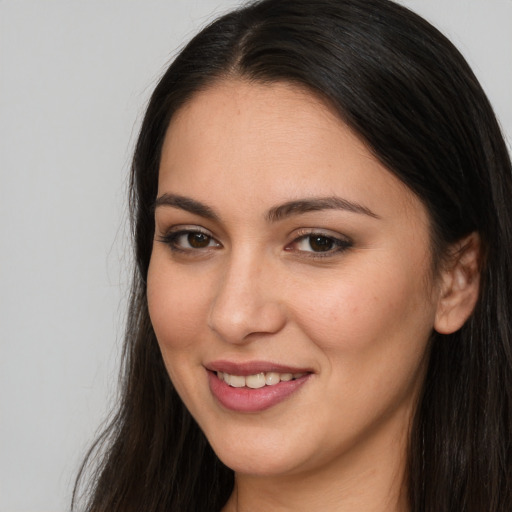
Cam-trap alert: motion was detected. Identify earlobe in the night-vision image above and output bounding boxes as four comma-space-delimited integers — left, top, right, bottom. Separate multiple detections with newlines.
434, 232, 482, 335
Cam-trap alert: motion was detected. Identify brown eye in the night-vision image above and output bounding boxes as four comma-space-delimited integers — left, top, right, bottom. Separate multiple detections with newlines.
308, 235, 334, 252
187, 232, 211, 248
289, 232, 352, 257
158, 229, 220, 252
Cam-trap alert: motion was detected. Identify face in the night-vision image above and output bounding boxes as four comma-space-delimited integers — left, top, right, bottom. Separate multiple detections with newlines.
147, 80, 442, 479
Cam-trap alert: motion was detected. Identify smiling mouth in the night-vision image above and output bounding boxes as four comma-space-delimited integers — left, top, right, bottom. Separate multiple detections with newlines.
217, 371, 308, 389
208, 367, 311, 412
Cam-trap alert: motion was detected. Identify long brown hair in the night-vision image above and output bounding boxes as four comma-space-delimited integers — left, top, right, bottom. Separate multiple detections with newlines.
73, 1, 512, 510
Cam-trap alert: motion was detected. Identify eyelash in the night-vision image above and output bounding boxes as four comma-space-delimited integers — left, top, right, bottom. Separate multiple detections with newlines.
287, 230, 353, 258
157, 228, 352, 258
157, 228, 221, 254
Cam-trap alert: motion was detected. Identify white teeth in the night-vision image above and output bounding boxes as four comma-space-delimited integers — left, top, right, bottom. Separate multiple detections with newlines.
226, 373, 245, 388
265, 372, 280, 386
217, 370, 307, 388
245, 373, 266, 389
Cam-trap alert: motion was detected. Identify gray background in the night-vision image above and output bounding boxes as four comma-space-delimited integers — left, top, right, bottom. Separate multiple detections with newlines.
1, 1, 510, 510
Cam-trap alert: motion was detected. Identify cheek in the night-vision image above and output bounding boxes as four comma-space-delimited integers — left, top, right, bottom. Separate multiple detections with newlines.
147, 256, 209, 351
146, 255, 213, 408
289, 258, 435, 356
288, 265, 434, 430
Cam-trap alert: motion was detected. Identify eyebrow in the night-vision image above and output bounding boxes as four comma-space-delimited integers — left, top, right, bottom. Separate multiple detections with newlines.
153, 193, 379, 222
153, 193, 219, 220
266, 196, 379, 222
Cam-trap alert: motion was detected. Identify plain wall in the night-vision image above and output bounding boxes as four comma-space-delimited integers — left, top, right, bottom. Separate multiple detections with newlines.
0, 1, 510, 511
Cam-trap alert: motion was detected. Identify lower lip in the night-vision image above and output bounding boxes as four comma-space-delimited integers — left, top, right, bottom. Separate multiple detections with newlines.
207, 371, 310, 413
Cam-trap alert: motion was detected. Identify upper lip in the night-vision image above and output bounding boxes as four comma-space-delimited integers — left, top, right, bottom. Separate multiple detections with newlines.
206, 360, 313, 376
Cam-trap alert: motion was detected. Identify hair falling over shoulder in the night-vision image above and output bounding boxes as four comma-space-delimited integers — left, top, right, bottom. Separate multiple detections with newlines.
72, 1, 512, 510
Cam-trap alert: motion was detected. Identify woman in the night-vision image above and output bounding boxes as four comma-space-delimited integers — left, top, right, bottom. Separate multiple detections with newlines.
73, 0, 512, 510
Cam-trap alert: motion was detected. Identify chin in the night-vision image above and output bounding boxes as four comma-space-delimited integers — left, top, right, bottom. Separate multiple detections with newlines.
203, 423, 319, 477
216, 449, 302, 477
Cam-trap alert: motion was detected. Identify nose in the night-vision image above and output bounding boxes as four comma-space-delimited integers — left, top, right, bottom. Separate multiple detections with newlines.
207, 253, 287, 344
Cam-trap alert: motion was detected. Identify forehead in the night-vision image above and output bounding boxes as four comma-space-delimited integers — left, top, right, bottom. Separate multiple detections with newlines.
158, 79, 424, 223
164, 80, 345, 169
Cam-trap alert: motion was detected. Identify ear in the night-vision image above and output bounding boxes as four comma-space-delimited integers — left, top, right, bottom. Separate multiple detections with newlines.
434, 232, 482, 335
